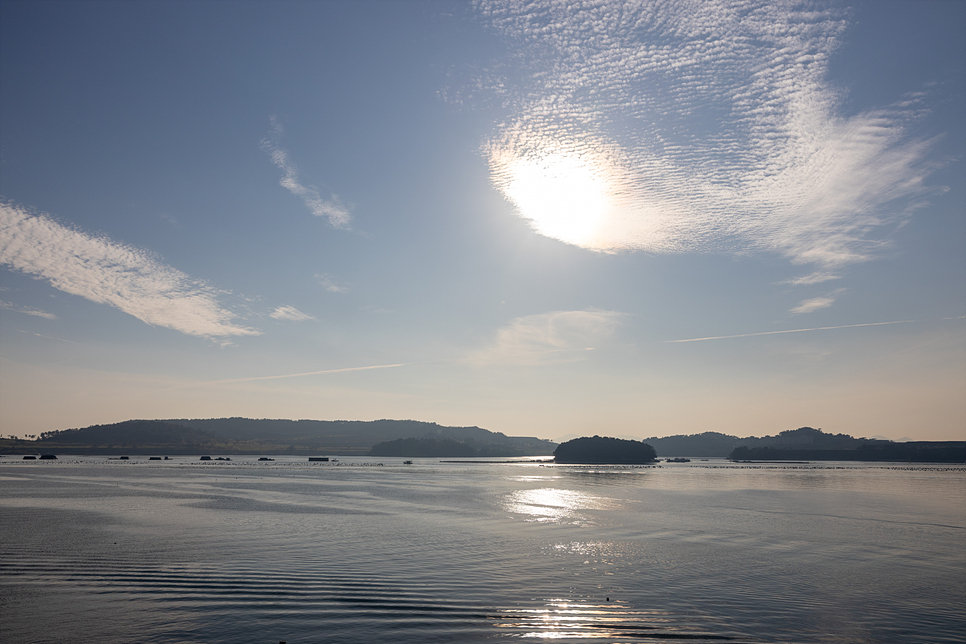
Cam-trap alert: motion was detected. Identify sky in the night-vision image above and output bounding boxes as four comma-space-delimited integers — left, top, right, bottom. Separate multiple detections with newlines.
1, 0, 963, 442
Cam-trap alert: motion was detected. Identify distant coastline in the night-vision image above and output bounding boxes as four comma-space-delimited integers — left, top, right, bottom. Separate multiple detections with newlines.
646, 427, 965, 463
0, 418, 557, 457
729, 442, 965, 463
1, 421, 962, 463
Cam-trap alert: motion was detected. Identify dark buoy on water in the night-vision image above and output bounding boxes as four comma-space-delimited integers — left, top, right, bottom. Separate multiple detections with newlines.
606, 597, 610, 601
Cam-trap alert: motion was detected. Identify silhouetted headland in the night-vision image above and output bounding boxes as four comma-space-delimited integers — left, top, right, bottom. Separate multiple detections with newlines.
730, 442, 965, 463
643, 427, 964, 463
0, 418, 556, 456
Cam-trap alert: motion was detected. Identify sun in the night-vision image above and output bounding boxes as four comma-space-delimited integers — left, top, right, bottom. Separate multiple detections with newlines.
498, 150, 612, 248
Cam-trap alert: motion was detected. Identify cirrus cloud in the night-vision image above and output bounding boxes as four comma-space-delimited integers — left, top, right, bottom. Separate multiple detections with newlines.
0, 299, 57, 320
790, 288, 847, 315
475, 0, 942, 270
270, 305, 316, 322
263, 117, 352, 230
0, 202, 260, 339
315, 273, 350, 293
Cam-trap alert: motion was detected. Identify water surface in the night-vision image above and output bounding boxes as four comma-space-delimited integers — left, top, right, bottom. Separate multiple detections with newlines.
2, 457, 963, 643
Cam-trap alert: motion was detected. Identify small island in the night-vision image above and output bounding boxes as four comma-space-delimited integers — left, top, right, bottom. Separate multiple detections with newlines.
554, 436, 657, 464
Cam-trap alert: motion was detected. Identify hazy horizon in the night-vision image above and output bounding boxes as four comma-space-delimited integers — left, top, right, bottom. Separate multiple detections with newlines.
2, 1, 964, 442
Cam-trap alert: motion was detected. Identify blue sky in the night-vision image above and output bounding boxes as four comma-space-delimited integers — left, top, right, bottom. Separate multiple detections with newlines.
1, 0, 963, 441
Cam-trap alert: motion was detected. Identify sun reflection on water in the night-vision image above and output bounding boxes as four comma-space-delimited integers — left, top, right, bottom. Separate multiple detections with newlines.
493, 599, 686, 640
502, 487, 615, 524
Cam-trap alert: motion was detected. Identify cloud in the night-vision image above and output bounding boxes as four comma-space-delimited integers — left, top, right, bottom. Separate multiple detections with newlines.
473, 1, 941, 269
0, 202, 260, 338
202, 362, 407, 385
0, 299, 57, 319
471, 309, 623, 365
269, 305, 316, 322
315, 273, 350, 293
780, 272, 841, 286
666, 319, 909, 343
263, 117, 352, 229
790, 288, 847, 315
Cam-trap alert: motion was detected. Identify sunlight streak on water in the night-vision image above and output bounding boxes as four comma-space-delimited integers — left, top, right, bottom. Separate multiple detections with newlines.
494, 600, 730, 641
502, 487, 619, 524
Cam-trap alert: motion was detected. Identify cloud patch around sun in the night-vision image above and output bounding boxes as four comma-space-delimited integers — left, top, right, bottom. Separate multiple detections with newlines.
473, 0, 942, 272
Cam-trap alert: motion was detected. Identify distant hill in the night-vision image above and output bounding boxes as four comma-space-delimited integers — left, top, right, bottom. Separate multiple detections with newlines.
5, 418, 557, 456
730, 441, 966, 463
167, 418, 555, 455
736, 426, 885, 450
643, 432, 741, 457
38, 419, 213, 446
645, 427, 893, 458
369, 437, 527, 458
2, 420, 239, 455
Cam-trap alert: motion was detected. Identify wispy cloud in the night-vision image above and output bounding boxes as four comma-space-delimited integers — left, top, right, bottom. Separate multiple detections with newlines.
315, 273, 350, 293
790, 288, 846, 315
203, 362, 406, 384
17, 329, 81, 344
0, 202, 260, 339
269, 305, 316, 322
666, 320, 910, 344
471, 309, 623, 365
263, 117, 352, 230
0, 299, 57, 320
474, 1, 941, 269
780, 272, 841, 286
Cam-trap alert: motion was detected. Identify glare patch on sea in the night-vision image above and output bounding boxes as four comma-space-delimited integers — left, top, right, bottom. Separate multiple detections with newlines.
493, 599, 695, 640
502, 487, 620, 525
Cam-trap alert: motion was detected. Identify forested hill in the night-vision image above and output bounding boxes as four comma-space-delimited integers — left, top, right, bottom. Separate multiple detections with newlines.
645, 427, 895, 458
644, 427, 963, 462
37, 420, 216, 446
14, 418, 557, 456
168, 418, 555, 454
643, 432, 740, 457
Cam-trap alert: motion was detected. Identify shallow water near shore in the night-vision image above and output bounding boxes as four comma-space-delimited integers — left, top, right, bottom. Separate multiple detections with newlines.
2, 456, 964, 643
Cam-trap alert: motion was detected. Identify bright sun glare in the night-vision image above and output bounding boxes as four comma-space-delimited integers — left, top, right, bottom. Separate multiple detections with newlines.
501, 152, 611, 248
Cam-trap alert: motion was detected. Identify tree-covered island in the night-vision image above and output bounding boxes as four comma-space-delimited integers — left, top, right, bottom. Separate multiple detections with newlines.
554, 436, 657, 464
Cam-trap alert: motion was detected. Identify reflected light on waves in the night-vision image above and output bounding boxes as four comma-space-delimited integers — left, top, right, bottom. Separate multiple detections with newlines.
495, 600, 682, 640
503, 488, 613, 524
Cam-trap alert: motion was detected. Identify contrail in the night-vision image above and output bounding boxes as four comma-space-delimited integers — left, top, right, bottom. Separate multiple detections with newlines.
205, 363, 407, 384
666, 320, 912, 343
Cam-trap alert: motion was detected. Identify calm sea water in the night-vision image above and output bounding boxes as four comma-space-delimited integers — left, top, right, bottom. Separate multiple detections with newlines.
1, 456, 963, 643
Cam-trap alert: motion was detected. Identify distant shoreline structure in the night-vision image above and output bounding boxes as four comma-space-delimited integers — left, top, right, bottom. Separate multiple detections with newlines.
729, 442, 965, 463
1, 421, 962, 463
0, 418, 557, 457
